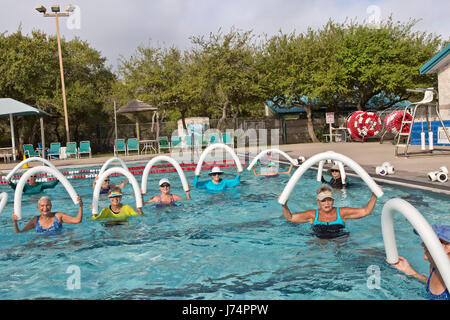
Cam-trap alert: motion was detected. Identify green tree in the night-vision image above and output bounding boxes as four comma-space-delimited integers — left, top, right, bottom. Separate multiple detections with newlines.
189, 28, 263, 130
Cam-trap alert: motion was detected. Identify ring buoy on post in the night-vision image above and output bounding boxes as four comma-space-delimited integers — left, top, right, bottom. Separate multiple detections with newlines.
385, 111, 412, 135
141, 155, 190, 194
91, 167, 142, 215
13, 166, 79, 220
347, 111, 381, 141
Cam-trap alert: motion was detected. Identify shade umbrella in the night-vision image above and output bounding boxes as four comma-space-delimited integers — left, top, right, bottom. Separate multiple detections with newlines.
116, 99, 158, 142
0, 98, 51, 161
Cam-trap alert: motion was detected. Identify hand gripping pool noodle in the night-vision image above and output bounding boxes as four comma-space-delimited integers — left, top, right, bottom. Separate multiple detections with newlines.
6, 157, 58, 181
98, 157, 129, 177
141, 155, 190, 194
13, 166, 79, 220
278, 151, 383, 205
195, 143, 243, 176
92, 167, 142, 215
247, 148, 298, 171
0, 192, 8, 215
381, 198, 450, 289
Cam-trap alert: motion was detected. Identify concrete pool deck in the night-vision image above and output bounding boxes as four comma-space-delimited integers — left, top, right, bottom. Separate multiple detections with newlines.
1, 142, 449, 195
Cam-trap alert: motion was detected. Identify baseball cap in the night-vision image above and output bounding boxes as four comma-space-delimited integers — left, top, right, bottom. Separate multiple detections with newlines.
209, 166, 224, 175
414, 224, 450, 243
159, 178, 170, 186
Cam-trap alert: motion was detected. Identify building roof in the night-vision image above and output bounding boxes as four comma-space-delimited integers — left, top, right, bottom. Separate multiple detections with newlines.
117, 99, 158, 113
420, 43, 450, 74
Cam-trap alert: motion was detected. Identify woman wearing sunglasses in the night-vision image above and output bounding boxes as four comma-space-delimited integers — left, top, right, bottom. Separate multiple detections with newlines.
145, 178, 191, 207
193, 166, 240, 192
321, 164, 345, 189
92, 175, 128, 195
280, 185, 378, 239
92, 186, 143, 222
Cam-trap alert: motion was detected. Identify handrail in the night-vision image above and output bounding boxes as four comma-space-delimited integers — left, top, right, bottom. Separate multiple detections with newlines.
382, 198, 450, 289
141, 155, 190, 194
278, 151, 383, 205
13, 166, 79, 220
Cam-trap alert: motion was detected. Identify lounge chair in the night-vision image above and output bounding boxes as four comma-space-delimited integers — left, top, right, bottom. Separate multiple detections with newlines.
222, 132, 234, 148
47, 142, 61, 160
158, 136, 170, 153
170, 136, 182, 151
207, 132, 221, 145
114, 139, 126, 155
23, 144, 40, 158
65, 142, 78, 158
127, 138, 139, 155
78, 141, 91, 158
184, 135, 195, 149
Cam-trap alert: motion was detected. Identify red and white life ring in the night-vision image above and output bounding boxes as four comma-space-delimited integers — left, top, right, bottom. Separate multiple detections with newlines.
384, 111, 412, 135
347, 111, 381, 141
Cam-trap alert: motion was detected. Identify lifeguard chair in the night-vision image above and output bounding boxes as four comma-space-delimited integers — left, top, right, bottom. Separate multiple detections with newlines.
395, 88, 450, 157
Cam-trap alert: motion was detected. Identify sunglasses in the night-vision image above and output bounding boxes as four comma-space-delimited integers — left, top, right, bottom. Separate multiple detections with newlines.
319, 198, 334, 202
211, 173, 223, 176
160, 184, 170, 188
330, 169, 340, 173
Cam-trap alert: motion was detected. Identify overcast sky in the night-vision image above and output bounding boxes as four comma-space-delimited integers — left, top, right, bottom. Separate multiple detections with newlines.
1, 0, 449, 71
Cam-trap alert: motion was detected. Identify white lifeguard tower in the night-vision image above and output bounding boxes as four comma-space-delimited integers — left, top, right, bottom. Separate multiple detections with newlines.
394, 44, 450, 157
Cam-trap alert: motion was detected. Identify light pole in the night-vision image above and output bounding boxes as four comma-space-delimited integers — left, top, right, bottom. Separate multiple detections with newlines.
35, 4, 75, 144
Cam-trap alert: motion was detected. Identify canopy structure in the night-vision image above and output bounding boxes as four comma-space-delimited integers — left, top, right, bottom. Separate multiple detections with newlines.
116, 99, 158, 143
0, 98, 51, 161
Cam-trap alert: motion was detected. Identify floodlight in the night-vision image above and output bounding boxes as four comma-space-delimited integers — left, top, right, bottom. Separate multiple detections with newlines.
65, 4, 75, 12
35, 5, 47, 13
51, 5, 60, 13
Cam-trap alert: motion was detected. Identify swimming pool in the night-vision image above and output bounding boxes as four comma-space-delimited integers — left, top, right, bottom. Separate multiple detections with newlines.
0, 161, 448, 300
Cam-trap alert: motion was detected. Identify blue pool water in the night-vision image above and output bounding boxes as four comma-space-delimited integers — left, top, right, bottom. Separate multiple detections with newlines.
0, 161, 449, 300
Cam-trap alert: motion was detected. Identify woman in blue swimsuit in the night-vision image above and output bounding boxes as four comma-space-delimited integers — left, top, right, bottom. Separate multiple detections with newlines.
12, 195, 83, 234
145, 178, 191, 207
280, 185, 378, 238
388, 224, 450, 300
